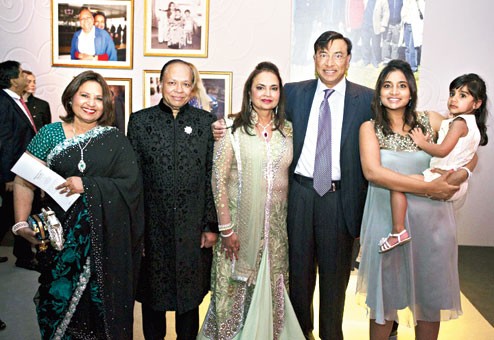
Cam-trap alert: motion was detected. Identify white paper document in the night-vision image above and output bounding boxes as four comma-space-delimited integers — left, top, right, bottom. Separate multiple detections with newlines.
11, 153, 80, 211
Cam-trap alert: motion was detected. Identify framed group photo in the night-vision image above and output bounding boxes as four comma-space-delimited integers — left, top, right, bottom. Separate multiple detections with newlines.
51, 0, 134, 69
143, 70, 232, 119
105, 78, 132, 133
144, 0, 209, 57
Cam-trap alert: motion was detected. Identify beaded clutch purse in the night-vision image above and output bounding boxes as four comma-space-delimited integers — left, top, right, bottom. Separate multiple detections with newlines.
27, 207, 65, 251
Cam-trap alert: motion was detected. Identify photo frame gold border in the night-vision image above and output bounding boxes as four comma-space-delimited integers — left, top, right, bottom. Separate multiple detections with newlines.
144, 0, 209, 57
51, 0, 134, 69
105, 77, 132, 133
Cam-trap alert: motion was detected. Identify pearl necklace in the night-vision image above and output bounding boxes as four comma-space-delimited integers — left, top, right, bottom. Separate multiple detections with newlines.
72, 125, 93, 173
257, 119, 273, 141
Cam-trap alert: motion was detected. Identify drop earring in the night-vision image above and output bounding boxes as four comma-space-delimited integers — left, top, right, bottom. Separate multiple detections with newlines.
249, 98, 258, 124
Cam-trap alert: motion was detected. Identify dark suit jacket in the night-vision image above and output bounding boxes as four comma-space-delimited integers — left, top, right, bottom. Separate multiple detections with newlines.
285, 79, 374, 238
0, 89, 37, 183
26, 95, 52, 130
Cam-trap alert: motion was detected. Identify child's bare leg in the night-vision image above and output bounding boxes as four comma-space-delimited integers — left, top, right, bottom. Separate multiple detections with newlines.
379, 191, 412, 253
390, 190, 407, 235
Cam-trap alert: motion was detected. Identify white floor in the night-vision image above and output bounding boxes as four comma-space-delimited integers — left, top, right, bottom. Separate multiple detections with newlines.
132, 270, 494, 339
1, 245, 493, 339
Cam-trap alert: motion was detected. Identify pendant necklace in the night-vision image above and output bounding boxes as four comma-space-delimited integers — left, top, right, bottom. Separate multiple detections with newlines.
257, 119, 273, 141
72, 125, 93, 173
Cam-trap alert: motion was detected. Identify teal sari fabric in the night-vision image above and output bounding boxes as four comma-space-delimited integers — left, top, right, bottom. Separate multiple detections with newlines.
27, 123, 144, 339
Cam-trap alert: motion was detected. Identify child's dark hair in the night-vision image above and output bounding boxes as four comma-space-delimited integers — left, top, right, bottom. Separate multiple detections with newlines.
450, 73, 489, 146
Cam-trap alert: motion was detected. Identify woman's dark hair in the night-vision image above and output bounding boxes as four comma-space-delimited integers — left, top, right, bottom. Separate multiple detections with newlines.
0, 60, 21, 89
231, 61, 286, 136
167, 2, 176, 18
60, 71, 114, 126
314, 31, 352, 55
372, 59, 423, 135
449, 73, 489, 146
94, 11, 107, 28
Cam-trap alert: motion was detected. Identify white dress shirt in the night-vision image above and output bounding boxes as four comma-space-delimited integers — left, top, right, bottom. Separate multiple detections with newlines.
294, 78, 346, 180
78, 26, 96, 55
3, 88, 33, 123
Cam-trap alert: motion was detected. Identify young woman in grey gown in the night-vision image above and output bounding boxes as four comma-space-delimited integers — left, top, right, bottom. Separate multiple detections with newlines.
356, 59, 476, 340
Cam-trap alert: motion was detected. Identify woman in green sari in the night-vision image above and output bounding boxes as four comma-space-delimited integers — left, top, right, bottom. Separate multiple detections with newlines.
13, 71, 144, 339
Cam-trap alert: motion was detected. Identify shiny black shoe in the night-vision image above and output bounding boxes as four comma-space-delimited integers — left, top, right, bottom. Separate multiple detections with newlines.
0, 256, 7, 263
15, 259, 39, 272
0, 318, 6, 330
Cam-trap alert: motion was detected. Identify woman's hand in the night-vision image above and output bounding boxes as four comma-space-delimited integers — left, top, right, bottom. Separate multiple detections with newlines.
427, 171, 459, 200
56, 177, 84, 196
221, 231, 240, 261
16, 226, 43, 246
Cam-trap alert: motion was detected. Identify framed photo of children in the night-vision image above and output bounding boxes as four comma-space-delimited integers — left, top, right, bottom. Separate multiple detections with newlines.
143, 70, 232, 119
51, 0, 134, 69
105, 78, 132, 134
144, 0, 209, 57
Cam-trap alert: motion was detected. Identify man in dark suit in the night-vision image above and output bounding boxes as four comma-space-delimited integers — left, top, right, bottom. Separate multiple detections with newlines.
0, 60, 39, 270
22, 70, 52, 130
285, 31, 374, 340
128, 59, 218, 339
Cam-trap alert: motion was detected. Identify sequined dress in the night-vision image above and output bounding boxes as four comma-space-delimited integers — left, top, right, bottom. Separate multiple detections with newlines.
26, 122, 144, 339
356, 112, 462, 326
198, 120, 304, 339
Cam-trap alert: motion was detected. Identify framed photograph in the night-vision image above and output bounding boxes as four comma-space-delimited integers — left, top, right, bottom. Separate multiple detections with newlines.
51, 0, 134, 69
143, 70, 162, 108
143, 70, 232, 119
200, 71, 232, 120
105, 78, 132, 134
144, 0, 209, 57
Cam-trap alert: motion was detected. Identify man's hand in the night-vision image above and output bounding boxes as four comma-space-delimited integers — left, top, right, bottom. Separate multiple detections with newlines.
201, 232, 218, 248
5, 181, 15, 192
212, 119, 227, 141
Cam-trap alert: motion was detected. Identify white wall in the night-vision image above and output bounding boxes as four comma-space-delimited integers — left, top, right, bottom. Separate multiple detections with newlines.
0, 1, 292, 117
1, 0, 492, 246
419, 0, 494, 246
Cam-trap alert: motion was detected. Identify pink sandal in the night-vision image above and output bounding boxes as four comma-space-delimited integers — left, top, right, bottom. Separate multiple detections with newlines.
378, 230, 411, 253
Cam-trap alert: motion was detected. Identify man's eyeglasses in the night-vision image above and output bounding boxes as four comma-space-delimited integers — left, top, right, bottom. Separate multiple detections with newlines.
316, 52, 347, 62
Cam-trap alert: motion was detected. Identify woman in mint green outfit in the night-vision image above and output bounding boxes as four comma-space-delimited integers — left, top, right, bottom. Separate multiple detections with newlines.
198, 62, 304, 339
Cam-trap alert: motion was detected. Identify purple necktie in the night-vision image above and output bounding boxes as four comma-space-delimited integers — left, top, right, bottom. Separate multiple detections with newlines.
313, 88, 334, 196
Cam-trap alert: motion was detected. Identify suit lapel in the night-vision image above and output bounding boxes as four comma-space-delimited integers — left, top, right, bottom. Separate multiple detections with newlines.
1, 91, 36, 132
340, 81, 359, 148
